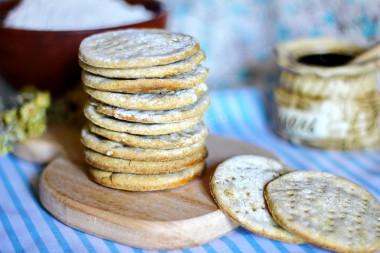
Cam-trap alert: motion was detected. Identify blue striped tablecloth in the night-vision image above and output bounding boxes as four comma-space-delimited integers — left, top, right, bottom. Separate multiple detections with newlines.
1, 87, 379, 253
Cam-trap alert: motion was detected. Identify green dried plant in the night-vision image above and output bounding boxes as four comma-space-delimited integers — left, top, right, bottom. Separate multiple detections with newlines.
0, 87, 50, 154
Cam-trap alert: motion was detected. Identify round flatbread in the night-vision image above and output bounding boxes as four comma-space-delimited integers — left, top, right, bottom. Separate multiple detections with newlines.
210, 155, 304, 243
84, 148, 207, 174
79, 50, 206, 79
81, 127, 206, 161
83, 83, 207, 111
264, 170, 380, 253
88, 121, 208, 149
81, 65, 209, 93
79, 29, 200, 68
91, 93, 210, 123
84, 104, 203, 136
88, 161, 205, 192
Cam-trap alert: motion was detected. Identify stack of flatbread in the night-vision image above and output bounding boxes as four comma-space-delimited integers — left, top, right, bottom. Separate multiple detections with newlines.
78, 29, 210, 191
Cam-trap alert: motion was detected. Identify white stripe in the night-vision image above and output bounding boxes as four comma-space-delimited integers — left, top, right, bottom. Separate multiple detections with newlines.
0, 209, 18, 252
0, 158, 38, 252
207, 237, 236, 253
85, 234, 115, 253
2, 157, 64, 252
3, 157, 90, 252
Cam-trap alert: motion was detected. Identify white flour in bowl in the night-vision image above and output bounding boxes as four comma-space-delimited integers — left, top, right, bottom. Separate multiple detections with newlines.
3, 0, 154, 31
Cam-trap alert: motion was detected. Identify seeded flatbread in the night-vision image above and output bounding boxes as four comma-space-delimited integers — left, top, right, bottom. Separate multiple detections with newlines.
91, 93, 210, 123
84, 148, 207, 174
88, 161, 205, 192
88, 121, 208, 149
209, 155, 304, 243
84, 104, 203, 136
84, 83, 207, 111
81, 65, 208, 93
79, 29, 200, 68
79, 50, 206, 79
264, 170, 380, 252
81, 127, 206, 161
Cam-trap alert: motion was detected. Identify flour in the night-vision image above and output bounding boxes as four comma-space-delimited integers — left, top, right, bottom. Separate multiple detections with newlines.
4, 0, 154, 31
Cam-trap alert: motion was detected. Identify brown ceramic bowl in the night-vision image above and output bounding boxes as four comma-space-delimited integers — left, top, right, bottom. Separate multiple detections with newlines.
0, 0, 167, 96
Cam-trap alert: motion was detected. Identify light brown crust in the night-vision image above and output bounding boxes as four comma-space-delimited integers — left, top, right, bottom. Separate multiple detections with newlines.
81, 65, 209, 93
88, 162, 206, 192
91, 93, 210, 124
264, 170, 380, 253
81, 127, 206, 162
84, 104, 203, 136
209, 155, 304, 243
88, 121, 208, 149
79, 50, 206, 79
83, 83, 207, 111
84, 148, 207, 174
79, 29, 200, 68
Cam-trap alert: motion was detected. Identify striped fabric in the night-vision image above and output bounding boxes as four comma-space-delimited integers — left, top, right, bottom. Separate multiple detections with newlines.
1, 87, 379, 253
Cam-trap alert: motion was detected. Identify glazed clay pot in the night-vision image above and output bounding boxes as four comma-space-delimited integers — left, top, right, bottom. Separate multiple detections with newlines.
274, 38, 380, 150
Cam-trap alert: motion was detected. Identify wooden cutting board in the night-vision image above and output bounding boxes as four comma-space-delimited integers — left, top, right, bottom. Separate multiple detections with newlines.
35, 125, 278, 250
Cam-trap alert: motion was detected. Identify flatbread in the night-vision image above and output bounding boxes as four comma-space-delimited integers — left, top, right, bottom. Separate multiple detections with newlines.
209, 155, 304, 243
79, 29, 200, 68
79, 50, 206, 78
264, 170, 380, 252
81, 65, 208, 93
84, 148, 207, 174
88, 161, 205, 191
91, 93, 210, 123
81, 127, 206, 161
88, 121, 208, 149
83, 83, 207, 111
84, 104, 203, 136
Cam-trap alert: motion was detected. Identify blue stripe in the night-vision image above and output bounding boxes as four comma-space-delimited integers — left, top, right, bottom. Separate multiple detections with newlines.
0, 159, 49, 253
182, 249, 193, 253
270, 241, 291, 253
202, 243, 217, 253
338, 153, 379, 175
0, 204, 24, 252
22, 158, 124, 252
298, 244, 325, 253
27, 158, 102, 252
102, 239, 119, 253
290, 144, 380, 196
9, 155, 73, 253
219, 236, 242, 253
73, 230, 97, 253
320, 153, 380, 195
363, 153, 380, 163
235, 227, 265, 253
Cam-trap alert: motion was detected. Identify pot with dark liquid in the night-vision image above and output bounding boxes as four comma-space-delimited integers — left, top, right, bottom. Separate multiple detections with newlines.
274, 38, 380, 150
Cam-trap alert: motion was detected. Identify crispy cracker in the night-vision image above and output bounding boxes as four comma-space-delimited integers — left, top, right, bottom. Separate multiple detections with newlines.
210, 155, 304, 243
79, 50, 205, 79
81, 127, 206, 162
88, 121, 208, 149
91, 93, 210, 123
88, 161, 205, 191
81, 65, 208, 93
84, 148, 207, 174
264, 170, 380, 252
84, 83, 207, 111
79, 29, 200, 68
84, 104, 203, 136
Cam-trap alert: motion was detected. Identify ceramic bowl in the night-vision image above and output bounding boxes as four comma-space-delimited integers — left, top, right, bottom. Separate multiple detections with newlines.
0, 0, 167, 96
